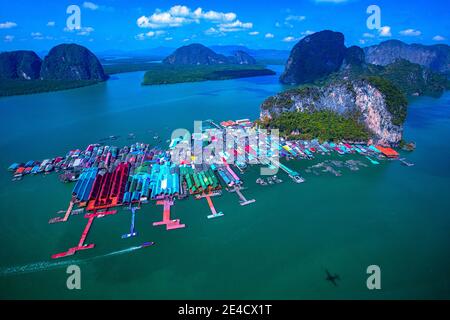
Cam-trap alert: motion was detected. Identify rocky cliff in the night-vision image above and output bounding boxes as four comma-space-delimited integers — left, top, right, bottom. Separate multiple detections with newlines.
0, 51, 42, 80
40, 44, 108, 81
280, 30, 347, 84
364, 40, 450, 74
261, 80, 404, 145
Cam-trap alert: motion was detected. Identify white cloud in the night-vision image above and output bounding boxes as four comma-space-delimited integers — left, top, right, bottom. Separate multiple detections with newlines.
204, 27, 221, 35
137, 5, 243, 30
31, 32, 45, 40
169, 5, 191, 17
135, 33, 146, 41
359, 39, 367, 45
64, 26, 94, 36
4, 35, 14, 42
283, 36, 298, 42
47, 21, 56, 27
399, 29, 421, 36
165, 37, 173, 41
77, 26, 95, 36
201, 9, 236, 22
433, 35, 446, 41
301, 30, 314, 36
83, 2, 99, 10
285, 15, 306, 22
0, 21, 17, 29
275, 22, 281, 28
363, 32, 375, 38
219, 20, 253, 32
135, 30, 165, 40
265, 33, 275, 39
379, 26, 392, 37
137, 13, 190, 29
249, 31, 259, 36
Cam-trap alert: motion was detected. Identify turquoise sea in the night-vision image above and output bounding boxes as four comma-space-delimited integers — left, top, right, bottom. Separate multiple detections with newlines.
0, 67, 449, 299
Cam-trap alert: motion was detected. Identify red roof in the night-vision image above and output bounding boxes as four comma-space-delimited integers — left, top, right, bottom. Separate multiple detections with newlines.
376, 146, 399, 158
220, 120, 235, 127
15, 167, 25, 174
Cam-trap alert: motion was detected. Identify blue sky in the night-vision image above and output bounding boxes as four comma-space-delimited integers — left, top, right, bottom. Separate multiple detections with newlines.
1, 0, 449, 52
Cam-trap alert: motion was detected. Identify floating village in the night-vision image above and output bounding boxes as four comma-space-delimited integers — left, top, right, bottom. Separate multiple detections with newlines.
6, 119, 413, 260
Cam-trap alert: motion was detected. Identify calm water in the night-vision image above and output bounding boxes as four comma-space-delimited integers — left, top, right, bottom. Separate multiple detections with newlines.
0, 68, 449, 299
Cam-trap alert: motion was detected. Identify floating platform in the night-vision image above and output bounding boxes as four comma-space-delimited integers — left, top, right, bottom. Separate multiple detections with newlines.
122, 207, 138, 239
365, 156, 379, 165
399, 158, 414, 167
48, 200, 75, 224
51, 210, 117, 259
205, 195, 224, 219
153, 199, 185, 230
230, 186, 256, 206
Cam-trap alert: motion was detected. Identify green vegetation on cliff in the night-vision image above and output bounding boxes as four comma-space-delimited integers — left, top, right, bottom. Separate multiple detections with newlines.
142, 64, 275, 85
378, 59, 449, 97
259, 110, 371, 142
366, 76, 408, 126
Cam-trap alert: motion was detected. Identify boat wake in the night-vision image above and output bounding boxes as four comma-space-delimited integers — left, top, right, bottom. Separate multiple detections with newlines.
0, 246, 143, 277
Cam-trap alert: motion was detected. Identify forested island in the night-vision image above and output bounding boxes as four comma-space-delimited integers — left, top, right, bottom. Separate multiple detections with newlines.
142, 43, 275, 85
0, 44, 107, 97
142, 64, 275, 85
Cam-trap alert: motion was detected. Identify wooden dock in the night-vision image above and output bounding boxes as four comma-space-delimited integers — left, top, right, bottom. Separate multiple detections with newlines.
51, 210, 117, 259
230, 186, 256, 206
153, 199, 185, 230
48, 199, 76, 224
205, 194, 224, 219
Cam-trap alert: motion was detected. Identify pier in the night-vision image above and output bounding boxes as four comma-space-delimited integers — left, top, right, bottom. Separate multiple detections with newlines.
153, 199, 186, 230
262, 158, 304, 183
366, 156, 379, 165
399, 158, 414, 167
48, 198, 76, 224
205, 194, 224, 219
230, 186, 255, 206
122, 207, 138, 239
51, 210, 117, 259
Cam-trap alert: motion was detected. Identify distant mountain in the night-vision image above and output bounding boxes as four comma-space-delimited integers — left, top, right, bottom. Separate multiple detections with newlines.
210, 45, 290, 63
341, 46, 366, 70
163, 43, 258, 65
0, 51, 42, 80
163, 44, 229, 65
96, 46, 175, 59
209, 45, 251, 56
364, 40, 450, 74
371, 59, 449, 97
280, 30, 347, 84
228, 50, 257, 65
41, 44, 108, 81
